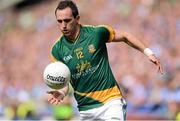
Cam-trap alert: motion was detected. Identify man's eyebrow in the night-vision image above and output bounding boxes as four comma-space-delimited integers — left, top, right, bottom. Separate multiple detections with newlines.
57, 19, 72, 23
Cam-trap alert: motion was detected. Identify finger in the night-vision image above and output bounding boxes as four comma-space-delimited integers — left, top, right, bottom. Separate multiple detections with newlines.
158, 64, 164, 74
52, 99, 58, 105
150, 59, 158, 65
156, 61, 163, 74
153, 60, 161, 72
54, 100, 58, 105
57, 101, 62, 105
48, 97, 53, 102
55, 99, 62, 105
58, 99, 63, 103
154, 60, 159, 65
48, 95, 56, 103
48, 97, 55, 104
50, 99, 57, 104
52, 99, 61, 105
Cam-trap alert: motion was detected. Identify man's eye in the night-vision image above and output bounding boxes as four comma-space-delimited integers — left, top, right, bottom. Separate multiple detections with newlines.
64, 19, 71, 23
57, 20, 62, 23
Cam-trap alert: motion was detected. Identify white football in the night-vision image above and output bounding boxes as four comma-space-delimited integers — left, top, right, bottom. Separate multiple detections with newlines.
43, 62, 71, 89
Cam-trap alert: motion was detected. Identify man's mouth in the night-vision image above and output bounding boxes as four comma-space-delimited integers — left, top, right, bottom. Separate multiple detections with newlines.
62, 30, 69, 34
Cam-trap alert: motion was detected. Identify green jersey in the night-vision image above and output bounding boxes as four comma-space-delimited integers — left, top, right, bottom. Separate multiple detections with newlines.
51, 25, 123, 111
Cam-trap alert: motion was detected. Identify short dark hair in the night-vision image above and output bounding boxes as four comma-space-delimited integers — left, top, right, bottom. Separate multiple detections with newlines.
55, 0, 79, 18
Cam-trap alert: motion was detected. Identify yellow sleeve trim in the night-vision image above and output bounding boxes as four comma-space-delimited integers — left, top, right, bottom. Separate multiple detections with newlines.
98, 25, 115, 42
50, 54, 57, 62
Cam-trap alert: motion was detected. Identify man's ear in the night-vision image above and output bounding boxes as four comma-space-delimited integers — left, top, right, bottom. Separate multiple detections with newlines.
76, 15, 80, 23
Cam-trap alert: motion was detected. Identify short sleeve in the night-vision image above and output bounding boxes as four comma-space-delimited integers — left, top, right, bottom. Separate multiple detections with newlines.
51, 45, 59, 62
96, 25, 115, 43
50, 38, 62, 62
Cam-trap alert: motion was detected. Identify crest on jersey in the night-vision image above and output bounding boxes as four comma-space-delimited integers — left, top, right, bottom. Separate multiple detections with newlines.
88, 44, 96, 54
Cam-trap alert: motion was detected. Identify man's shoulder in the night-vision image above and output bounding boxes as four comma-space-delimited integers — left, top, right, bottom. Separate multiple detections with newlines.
82, 25, 96, 31
82, 24, 110, 33
82, 24, 109, 29
52, 35, 64, 48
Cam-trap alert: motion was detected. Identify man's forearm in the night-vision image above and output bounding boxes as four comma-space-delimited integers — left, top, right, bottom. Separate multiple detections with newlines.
114, 30, 147, 53
59, 83, 69, 96
123, 32, 146, 53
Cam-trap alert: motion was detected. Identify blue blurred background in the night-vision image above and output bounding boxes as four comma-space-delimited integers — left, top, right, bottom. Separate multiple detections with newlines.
0, 0, 180, 120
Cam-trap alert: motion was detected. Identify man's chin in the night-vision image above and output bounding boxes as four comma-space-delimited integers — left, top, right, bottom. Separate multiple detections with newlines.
63, 32, 70, 36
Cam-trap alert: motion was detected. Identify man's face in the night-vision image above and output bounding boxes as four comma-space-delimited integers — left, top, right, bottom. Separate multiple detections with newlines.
56, 7, 79, 37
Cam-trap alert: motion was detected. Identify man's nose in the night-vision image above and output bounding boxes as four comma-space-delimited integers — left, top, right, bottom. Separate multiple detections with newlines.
62, 21, 67, 28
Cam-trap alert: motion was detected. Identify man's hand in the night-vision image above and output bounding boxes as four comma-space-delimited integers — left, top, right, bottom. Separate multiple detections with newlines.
47, 90, 65, 105
148, 54, 163, 74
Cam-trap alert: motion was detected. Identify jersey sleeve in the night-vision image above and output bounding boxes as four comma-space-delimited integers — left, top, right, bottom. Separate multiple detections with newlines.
96, 25, 115, 43
50, 39, 62, 62
51, 45, 59, 62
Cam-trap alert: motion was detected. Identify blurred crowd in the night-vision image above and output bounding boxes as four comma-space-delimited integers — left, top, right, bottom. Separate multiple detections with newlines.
0, 0, 180, 120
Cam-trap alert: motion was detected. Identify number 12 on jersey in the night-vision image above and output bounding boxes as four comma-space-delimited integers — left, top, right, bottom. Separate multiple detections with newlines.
76, 51, 84, 59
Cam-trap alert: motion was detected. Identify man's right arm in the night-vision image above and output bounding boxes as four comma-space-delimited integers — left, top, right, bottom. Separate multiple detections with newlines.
48, 39, 70, 105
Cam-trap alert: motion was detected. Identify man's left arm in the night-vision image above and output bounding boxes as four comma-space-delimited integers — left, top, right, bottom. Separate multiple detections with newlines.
112, 29, 163, 74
